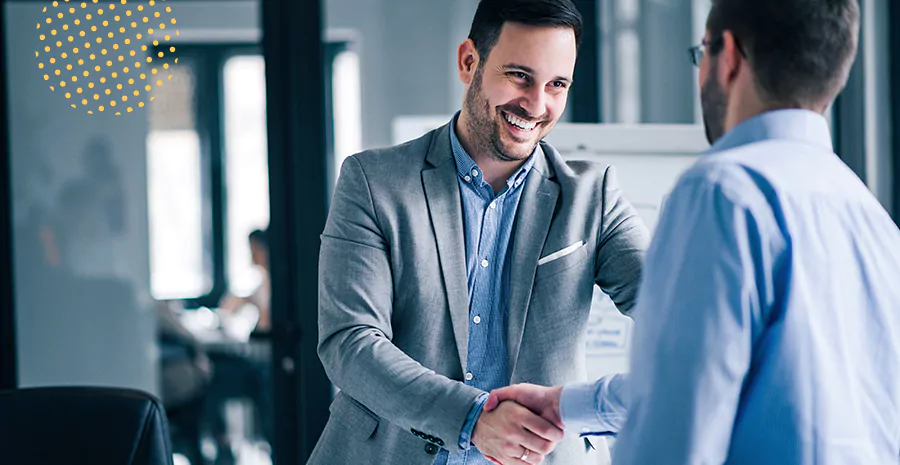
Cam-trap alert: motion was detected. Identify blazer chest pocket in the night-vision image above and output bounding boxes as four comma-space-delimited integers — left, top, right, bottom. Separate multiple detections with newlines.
330, 391, 380, 440
534, 241, 589, 282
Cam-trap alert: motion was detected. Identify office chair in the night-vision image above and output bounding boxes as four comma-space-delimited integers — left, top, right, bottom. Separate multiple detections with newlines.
0, 386, 175, 465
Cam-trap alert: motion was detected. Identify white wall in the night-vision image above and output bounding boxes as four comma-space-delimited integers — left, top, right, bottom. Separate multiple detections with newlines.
448, 0, 481, 110
326, 0, 470, 149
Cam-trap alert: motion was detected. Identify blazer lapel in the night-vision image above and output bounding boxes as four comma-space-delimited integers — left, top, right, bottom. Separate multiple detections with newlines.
422, 123, 470, 372
507, 145, 559, 374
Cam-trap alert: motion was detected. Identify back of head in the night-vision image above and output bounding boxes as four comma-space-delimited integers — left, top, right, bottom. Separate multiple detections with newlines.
468, 0, 583, 62
707, 0, 860, 109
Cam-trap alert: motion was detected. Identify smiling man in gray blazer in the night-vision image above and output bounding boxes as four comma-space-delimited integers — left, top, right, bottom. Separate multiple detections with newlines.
310, 1, 649, 464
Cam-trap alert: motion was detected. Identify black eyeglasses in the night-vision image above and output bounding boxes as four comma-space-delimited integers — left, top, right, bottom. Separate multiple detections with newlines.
688, 36, 745, 67
688, 38, 718, 67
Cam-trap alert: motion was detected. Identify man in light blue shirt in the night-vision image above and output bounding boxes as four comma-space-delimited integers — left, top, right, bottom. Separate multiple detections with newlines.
485, 0, 900, 463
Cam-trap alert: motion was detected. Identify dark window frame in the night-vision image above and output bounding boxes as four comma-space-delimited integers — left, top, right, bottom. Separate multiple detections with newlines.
571, 0, 601, 123
262, 0, 333, 461
0, 0, 17, 391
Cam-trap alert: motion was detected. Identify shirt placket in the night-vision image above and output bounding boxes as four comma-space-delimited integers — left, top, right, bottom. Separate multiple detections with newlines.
465, 187, 501, 391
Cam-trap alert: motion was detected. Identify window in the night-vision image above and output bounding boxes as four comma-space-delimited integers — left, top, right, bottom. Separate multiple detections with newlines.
147, 63, 211, 299
223, 55, 270, 297
330, 47, 362, 185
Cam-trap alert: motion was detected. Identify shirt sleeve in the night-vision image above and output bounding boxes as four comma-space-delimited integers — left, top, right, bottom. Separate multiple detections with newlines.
560, 373, 628, 436
612, 171, 774, 465
458, 392, 489, 451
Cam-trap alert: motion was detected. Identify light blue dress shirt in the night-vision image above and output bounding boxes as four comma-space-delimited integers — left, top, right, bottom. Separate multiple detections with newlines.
437, 114, 536, 465
561, 110, 900, 464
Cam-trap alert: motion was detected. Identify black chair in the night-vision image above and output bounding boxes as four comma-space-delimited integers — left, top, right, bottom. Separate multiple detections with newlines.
0, 386, 175, 465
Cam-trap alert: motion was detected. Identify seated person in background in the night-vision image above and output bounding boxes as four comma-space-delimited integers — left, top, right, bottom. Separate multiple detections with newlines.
218, 229, 270, 333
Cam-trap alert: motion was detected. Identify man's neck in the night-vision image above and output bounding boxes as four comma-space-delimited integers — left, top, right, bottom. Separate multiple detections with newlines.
455, 113, 528, 193
724, 92, 824, 136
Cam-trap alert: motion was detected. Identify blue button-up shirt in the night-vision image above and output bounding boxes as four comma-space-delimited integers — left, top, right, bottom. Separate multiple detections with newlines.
437, 114, 536, 465
561, 109, 900, 464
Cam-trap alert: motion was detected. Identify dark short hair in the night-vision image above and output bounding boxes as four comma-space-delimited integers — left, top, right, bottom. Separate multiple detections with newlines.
468, 0, 583, 63
707, 0, 860, 108
248, 228, 267, 247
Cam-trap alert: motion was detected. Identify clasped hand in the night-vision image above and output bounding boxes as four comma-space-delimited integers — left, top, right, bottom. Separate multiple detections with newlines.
472, 384, 564, 464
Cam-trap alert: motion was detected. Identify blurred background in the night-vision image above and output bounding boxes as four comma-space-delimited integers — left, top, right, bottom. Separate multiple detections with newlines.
0, 0, 896, 464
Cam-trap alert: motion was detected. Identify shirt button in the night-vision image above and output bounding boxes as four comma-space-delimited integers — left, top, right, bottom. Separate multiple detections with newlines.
465, 372, 474, 381
473, 316, 481, 324
472, 169, 479, 177
480, 259, 489, 268
464, 175, 471, 182
489, 201, 497, 209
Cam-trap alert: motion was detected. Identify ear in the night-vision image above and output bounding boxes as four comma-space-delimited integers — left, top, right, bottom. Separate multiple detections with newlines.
717, 30, 744, 91
457, 38, 479, 85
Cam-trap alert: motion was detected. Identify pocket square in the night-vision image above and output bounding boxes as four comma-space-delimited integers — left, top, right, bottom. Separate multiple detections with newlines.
538, 241, 585, 266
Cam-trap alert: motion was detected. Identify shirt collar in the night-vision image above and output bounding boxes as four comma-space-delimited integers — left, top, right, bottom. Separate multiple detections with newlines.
709, 109, 834, 154
449, 112, 536, 190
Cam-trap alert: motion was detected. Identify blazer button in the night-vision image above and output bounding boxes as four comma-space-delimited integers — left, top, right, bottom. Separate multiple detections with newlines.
424, 443, 438, 455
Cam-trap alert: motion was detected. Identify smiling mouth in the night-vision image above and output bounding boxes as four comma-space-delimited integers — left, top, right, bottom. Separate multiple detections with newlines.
502, 110, 539, 132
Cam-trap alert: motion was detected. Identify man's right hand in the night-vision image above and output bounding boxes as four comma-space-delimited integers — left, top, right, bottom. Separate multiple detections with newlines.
483, 383, 563, 429
472, 400, 564, 464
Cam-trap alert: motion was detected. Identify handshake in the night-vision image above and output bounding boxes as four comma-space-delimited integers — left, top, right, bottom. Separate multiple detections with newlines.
472, 384, 564, 465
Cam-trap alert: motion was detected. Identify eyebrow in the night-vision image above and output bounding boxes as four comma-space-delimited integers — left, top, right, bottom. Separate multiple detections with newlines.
503, 63, 573, 84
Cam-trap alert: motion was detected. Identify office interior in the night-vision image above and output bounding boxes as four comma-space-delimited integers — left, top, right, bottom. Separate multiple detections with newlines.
0, 0, 897, 464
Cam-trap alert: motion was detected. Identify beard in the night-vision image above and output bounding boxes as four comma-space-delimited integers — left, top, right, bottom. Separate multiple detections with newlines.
463, 65, 542, 162
701, 60, 728, 145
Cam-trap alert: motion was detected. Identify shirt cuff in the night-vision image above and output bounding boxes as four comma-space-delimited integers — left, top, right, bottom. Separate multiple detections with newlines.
561, 381, 603, 437
560, 374, 628, 437
458, 392, 489, 451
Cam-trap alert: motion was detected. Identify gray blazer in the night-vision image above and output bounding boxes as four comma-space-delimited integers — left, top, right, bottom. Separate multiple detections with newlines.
310, 123, 649, 464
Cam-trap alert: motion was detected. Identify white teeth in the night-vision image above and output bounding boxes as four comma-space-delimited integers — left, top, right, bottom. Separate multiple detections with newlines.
505, 112, 537, 130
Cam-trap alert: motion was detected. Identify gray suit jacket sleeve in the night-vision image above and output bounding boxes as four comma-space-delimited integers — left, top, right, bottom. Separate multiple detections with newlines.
318, 156, 484, 451
595, 165, 651, 315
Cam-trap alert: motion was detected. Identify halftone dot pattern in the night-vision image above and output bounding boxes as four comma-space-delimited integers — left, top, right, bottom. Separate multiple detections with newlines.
35, 0, 179, 115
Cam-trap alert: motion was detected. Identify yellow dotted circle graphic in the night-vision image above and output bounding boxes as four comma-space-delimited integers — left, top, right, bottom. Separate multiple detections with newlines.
35, 0, 180, 115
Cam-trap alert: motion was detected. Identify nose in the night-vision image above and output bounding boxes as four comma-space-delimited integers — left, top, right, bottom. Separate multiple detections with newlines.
519, 85, 547, 120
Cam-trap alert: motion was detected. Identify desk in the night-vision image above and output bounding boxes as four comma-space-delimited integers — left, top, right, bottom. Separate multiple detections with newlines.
178, 307, 271, 362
